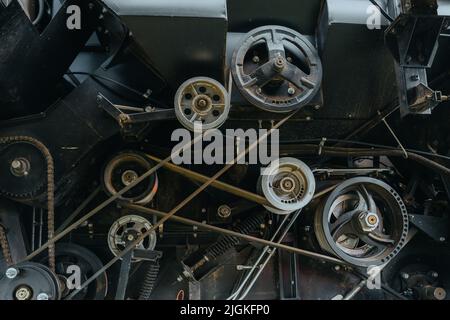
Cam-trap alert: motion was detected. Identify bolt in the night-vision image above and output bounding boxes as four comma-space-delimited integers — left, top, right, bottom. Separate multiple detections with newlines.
256, 88, 262, 94
410, 75, 420, 81
5, 267, 19, 279
401, 272, 410, 280
252, 56, 260, 64
37, 293, 49, 300
440, 237, 446, 242
15, 286, 32, 300
314, 105, 321, 110
273, 56, 286, 72
218, 205, 232, 218
334, 265, 341, 271
432, 271, 439, 278
288, 87, 295, 95
10, 158, 30, 177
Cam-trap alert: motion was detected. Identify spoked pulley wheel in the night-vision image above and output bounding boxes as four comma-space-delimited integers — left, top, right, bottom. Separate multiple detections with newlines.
107, 215, 157, 262
174, 77, 230, 131
314, 177, 409, 267
258, 157, 316, 215
231, 25, 322, 113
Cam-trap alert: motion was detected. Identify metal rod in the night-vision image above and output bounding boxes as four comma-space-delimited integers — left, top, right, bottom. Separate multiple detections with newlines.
22, 129, 205, 262
126, 205, 345, 266
65, 112, 297, 299
56, 187, 101, 234
236, 210, 302, 300
147, 154, 270, 206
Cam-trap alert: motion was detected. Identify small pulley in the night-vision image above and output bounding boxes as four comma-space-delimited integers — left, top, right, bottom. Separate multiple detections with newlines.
258, 158, 316, 215
102, 151, 158, 205
174, 77, 230, 131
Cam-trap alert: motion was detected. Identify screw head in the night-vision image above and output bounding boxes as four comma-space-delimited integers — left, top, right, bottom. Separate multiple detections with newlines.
37, 293, 49, 301
288, 87, 295, 95
5, 267, 19, 279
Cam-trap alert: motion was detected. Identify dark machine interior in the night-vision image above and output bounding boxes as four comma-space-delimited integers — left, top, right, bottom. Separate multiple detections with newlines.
0, 0, 450, 300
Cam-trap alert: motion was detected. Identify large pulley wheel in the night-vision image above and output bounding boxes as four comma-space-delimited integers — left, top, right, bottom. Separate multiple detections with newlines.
174, 77, 230, 131
314, 177, 409, 267
258, 158, 316, 215
0, 262, 60, 300
232, 25, 322, 113
38, 243, 108, 300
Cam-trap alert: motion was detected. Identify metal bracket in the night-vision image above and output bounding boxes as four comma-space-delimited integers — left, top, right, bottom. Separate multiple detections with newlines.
97, 93, 176, 137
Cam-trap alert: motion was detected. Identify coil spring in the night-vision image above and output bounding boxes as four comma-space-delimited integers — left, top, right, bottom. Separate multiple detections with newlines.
205, 214, 265, 261
138, 262, 161, 300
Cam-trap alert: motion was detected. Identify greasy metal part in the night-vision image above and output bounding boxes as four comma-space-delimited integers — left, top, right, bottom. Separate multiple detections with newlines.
64, 112, 297, 299
231, 25, 322, 113
174, 77, 230, 131
0, 224, 12, 266
0, 136, 55, 272
147, 154, 270, 206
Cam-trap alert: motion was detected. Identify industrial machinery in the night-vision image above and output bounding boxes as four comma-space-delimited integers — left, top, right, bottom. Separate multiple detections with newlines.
0, 0, 450, 301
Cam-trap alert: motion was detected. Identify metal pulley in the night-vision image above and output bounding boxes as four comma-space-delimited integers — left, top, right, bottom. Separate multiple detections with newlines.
102, 151, 158, 205
314, 177, 409, 267
231, 25, 322, 112
258, 158, 316, 215
174, 77, 231, 131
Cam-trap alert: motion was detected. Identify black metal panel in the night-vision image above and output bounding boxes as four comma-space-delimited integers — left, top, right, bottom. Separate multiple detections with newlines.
316, 0, 398, 121
0, 79, 120, 203
104, 0, 228, 90
227, 0, 322, 34
0, 0, 98, 120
